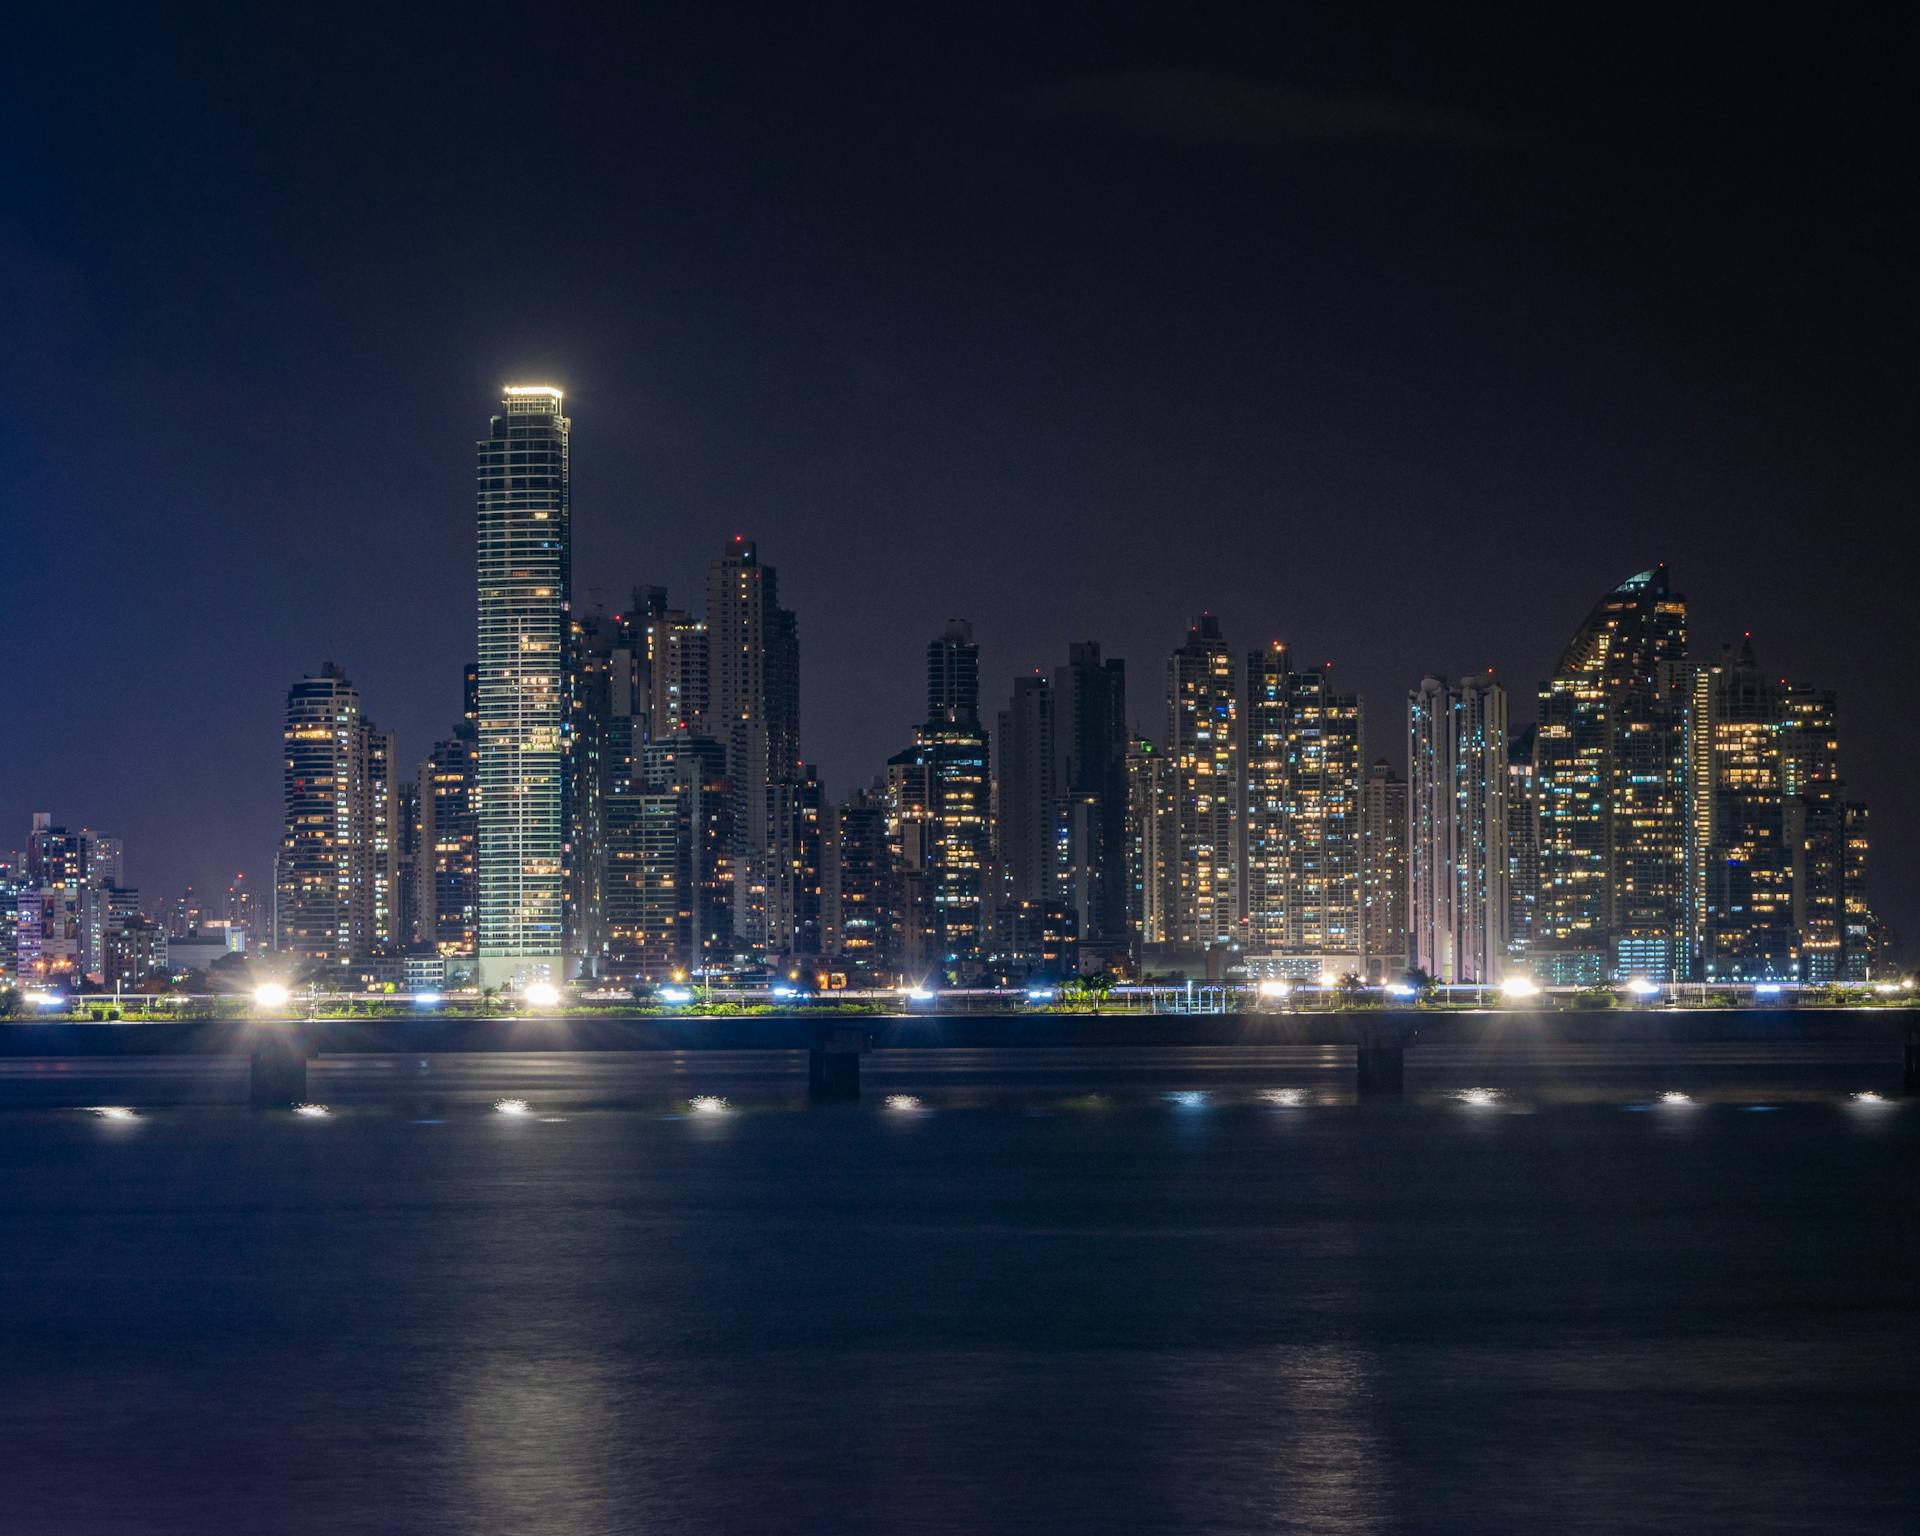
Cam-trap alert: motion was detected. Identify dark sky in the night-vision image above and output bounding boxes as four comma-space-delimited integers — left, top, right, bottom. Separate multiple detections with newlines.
3, 6, 1913, 942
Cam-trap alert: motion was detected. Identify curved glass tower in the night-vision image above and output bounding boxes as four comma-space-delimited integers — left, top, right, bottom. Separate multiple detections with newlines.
475, 385, 571, 988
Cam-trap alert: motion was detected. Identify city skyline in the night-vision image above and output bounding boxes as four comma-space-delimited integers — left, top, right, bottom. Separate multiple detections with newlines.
4, 10, 1910, 947
5, 423, 1900, 976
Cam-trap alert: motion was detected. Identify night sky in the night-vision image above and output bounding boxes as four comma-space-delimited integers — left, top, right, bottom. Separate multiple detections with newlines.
3, 7, 1913, 943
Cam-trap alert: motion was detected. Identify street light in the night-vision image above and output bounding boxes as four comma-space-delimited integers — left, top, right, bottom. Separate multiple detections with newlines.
523, 980, 561, 1010
1498, 975, 1540, 1001
254, 982, 291, 1012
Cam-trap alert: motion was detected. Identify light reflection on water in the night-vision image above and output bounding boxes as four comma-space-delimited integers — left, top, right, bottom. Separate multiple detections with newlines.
0, 1043, 1913, 1533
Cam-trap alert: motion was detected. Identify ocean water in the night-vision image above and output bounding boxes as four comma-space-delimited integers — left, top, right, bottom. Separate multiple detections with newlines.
0, 1045, 1914, 1534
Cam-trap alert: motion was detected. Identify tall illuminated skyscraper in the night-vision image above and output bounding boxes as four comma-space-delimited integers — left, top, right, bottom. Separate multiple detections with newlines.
1165, 615, 1239, 947
276, 663, 392, 965
1243, 644, 1363, 966
888, 621, 991, 978
1534, 567, 1688, 976
706, 536, 799, 958
1358, 758, 1409, 980
1408, 675, 1508, 984
475, 385, 571, 988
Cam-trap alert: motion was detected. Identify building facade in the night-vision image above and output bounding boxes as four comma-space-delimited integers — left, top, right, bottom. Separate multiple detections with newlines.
1243, 644, 1364, 970
475, 385, 571, 987
1408, 675, 1509, 984
1164, 615, 1239, 948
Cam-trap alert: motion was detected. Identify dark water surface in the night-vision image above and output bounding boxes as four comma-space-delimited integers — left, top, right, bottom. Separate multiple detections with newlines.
1, 1046, 1914, 1534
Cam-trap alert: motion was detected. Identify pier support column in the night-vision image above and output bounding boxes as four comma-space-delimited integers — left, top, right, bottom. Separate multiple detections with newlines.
250, 1030, 309, 1108
1355, 1043, 1406, 1098
809, 1023, 869, 1101
1355, 1021, 1416, 1099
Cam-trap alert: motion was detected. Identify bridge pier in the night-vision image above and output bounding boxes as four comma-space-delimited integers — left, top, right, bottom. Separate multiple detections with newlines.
809, 1023, 869, 1101
1354, 1023, 1416, 1098
1355, 1043, 1405, 1097
250, 1030, 309, 1108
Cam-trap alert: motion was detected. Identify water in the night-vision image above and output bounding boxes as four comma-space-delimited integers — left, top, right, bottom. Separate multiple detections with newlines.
1, 1046, 1915, 1534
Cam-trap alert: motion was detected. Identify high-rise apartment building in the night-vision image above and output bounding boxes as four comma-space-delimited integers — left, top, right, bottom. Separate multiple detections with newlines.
632, 586, 709, 740
1125, 737, 1173, 952
1782, 683, 1844, 982
1680, 637, 1865, 983
224, 873, 259, 939
888, 622, 991, 979
1505, 726, 1539, 964
1165, 615, 1239, 947
419, 730, 479, 959
823, 786, 892, 972
1242, 644, 1363, 966
1358, 758, 1409, 980
1408, 675, 1509, 984
996, 672, 1059, 908
475, 385, 571, 987
1840, 802, 1875, 980
1053, 642, 1129, 955
276, 663, 393, 965
766, 766, 825, 964
1534, 567, 1688, 977
706, 536, 799, 960
392, 779, 421, 952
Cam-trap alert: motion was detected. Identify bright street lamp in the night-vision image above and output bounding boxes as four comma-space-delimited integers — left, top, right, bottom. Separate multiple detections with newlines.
254, 982, 291, 1011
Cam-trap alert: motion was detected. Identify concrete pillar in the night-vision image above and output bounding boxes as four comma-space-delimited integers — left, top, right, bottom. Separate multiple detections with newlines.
809, 1023, 868, 1101
250, 1030, 309, 1108
1355, 1042, 1406, 1098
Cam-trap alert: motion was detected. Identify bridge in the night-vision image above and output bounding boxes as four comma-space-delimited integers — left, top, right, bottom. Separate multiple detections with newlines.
1, 1009, 1915, 1104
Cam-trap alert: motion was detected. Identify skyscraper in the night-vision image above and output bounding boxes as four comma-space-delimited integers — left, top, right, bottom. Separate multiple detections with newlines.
1125, 737, 1174, 953
1534, 567, 1688, 976
419, 728, 479, 960
706, 536, 799, 960
996, 671, 1059, 908
474, 385, 571, 987
276, 663, 392, 965
1505, 725, 1539, 964
1408, 675, 1509, 984
1691, 639, 1795, 979
1358, 758, 1409, 980
1054, 642, 1129, 956
1242, 644, 1363, 967
1165, 615, 1239, 948
889, 622, 992, 979
766, 766, 825, 964
823, 786, 893, 973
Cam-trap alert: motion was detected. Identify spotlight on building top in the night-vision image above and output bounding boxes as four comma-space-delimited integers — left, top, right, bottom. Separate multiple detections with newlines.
253, 982, 291, 1012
